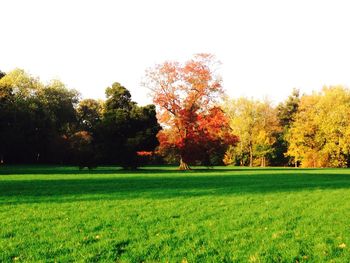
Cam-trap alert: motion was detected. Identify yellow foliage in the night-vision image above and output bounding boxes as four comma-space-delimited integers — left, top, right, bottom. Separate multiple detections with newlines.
223, 98, 280, 166
286, 86, 350, 167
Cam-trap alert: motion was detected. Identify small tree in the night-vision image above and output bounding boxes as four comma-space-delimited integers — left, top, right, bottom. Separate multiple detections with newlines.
70, 131, 96, 169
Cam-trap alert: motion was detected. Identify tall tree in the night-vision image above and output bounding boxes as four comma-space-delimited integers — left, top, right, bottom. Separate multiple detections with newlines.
224, 98, 280, 167
0, 71, 5, 79
0, 69, 43, 163
0, 70, 6, 163
286, 86, 350, 167
274, 88, 300, 166
77, 99, 103, 132
0, 70, 80, 164
37, 79, 79, 163
99, 82, 161, 168
145, 54, 236, 169
277, 88, 300, 127
255, 100, 281, 166
39, 79, 79, 132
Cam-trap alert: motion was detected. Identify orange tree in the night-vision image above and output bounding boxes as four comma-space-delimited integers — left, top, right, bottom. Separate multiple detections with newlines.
144, 54, 237, 170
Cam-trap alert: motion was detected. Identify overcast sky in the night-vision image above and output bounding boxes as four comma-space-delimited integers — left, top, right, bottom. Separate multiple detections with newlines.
2, 0, 350, 105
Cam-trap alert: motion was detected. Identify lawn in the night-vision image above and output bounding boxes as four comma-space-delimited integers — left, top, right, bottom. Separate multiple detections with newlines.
1, 166, 350, 262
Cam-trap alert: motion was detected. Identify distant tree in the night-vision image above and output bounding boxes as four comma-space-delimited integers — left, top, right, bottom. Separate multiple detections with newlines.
36, 79, 79, 163
286, 93, 322, 167
277, 88, 300, 127
224, 98, 280, 167
0, 70, 79, 164
0, 69, 43, 163
254, 100, 281, 166
0, 70, 5, 79
286, 86, 350, 167
0, 69, 159, 167
70, 131, 96, 169
273, 88, 300, 166
77, 99, 103, 132
145, 54, 237, 170
99, 82, 161, 168
0, 70, 5, 163
39, 79, 79, 132
224, 98, 256, 166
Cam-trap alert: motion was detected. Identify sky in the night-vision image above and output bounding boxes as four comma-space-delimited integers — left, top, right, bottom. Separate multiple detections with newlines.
2, 0, 350, 105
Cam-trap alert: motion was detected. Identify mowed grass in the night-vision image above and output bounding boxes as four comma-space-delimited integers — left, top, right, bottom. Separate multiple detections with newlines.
1, 166, 350, 262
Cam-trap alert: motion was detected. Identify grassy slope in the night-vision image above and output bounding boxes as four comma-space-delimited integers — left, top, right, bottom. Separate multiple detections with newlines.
1, 166, 350, 262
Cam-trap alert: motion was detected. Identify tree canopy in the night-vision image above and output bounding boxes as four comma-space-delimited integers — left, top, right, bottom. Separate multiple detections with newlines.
223, 98, 280, 167
145, 54, 237, 169
98, 82, 161, 168
0, 70, 160, 168
3, 62, 350, 168
286, 86, 350, 167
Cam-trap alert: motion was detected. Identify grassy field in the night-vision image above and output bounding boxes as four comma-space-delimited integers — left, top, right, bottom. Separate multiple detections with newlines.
1, 166, 350, 262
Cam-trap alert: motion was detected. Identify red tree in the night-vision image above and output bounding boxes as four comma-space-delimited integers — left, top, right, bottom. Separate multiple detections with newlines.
145, 54, 237, 170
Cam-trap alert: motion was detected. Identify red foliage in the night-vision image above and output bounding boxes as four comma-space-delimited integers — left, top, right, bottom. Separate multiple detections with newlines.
136, 151, 153, 157
146, 54, 238, 165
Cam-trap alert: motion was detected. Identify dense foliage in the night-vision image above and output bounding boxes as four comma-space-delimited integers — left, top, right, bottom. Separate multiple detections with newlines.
223, 86, 350, 168
145, 54, 237, 169
286, 86, 350, 167
2, 61, 350, 168
223, 98, 280, 167
0, 70, 160, 168
98, 83, 161, 168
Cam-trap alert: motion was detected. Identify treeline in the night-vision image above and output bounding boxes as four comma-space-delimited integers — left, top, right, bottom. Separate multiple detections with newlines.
224, 86, 350, 168
2, 67, 350, 168
0, 69, 160, 168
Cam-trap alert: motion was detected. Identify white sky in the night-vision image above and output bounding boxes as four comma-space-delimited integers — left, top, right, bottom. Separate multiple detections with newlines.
2, 0, 350, 105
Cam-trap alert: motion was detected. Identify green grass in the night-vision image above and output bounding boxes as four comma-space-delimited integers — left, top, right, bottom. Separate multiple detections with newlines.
1, 166, 350, 262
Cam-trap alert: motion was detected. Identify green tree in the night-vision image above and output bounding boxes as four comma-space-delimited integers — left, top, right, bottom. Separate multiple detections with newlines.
0, 69, 43, 163
37, 79, 79, 163
70, 131, 96, 169
77, 99, 103, 132
39, 79, 79, 131
274, 88, 300, 166
0, 70, 80, 164
99, 82, 161, 168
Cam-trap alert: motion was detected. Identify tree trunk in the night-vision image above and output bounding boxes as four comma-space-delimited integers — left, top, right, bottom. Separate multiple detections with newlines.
179, 158, 191, 170
249, 144, 253, 167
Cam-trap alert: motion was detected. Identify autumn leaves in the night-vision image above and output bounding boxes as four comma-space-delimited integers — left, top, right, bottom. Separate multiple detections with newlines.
145, 54, 237, 169
146, 54, 350, 168
2, 54, 349, 168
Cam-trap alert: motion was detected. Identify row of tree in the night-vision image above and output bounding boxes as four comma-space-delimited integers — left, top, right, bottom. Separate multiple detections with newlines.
0, 69, 160, 168
143, 54, 350, 168
223, 90, 297, 167
2, 54, 350, 168
223, 86, 350, 168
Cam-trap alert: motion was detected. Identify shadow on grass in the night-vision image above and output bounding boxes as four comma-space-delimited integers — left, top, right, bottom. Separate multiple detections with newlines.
1, 167, 350, 204
0, 165, 323, 175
